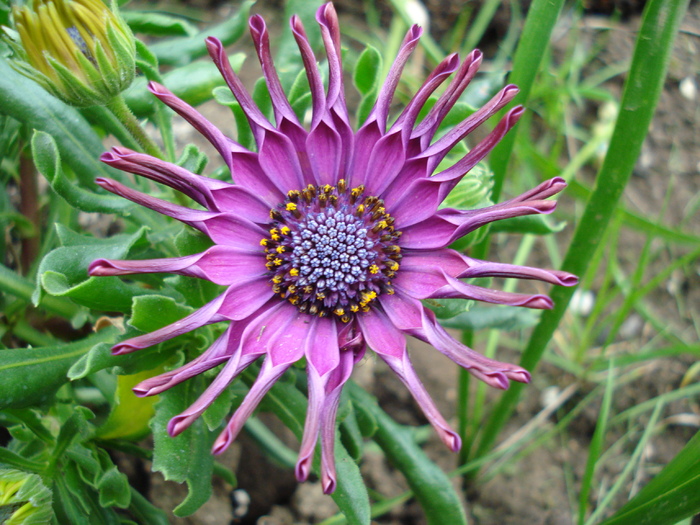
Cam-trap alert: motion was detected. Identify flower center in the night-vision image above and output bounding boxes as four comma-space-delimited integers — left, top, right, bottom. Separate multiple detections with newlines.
261, 180, 402, 322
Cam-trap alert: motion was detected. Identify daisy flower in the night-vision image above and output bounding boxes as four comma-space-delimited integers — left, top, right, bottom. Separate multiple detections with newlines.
89, 3, 577, 493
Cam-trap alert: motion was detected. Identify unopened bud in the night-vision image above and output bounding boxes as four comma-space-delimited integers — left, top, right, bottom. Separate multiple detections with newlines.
5, 0, 136, 106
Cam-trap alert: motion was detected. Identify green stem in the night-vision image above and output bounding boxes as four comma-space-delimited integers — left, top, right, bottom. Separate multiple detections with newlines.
0, 263, 79, 319
106, 94, 164, 159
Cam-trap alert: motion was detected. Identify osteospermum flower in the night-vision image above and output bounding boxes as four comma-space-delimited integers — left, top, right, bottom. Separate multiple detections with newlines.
89, 3, 578, 493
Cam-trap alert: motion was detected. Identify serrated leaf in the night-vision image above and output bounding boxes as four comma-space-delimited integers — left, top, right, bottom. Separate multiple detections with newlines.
95, 449, 131, 509
151, 381, 215, 517
129, 294, 193, 333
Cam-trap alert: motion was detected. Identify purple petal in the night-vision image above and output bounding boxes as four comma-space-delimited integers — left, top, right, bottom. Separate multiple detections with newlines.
411, 49, 483, 152
89, 246, 266, 286
390, 106, 525, 227
318, 348, 355, 494
201, 213, 269, 250
134, 322, 242, 397
101, 147, 218, 211
206, 37, 269, 144
400, 248, 471, 277
167, 345, 265, 437
379, 352, 461, 452
305, 316, 340, 377
148, 82, 235, 170
169, 300, 302, 437
296, 363, 324, 483
104, 147, 272, 222
316, 3, 345, 114
399, 249, 578, 287
361, 130, 405, 196
111, 291, 231, 355
420, 308, 532, 387
212, 357, 293, 454
227, 148, 285, 208
249, 15, 301, 128
399, 197, 559, 250
95, 177, 216, 233
421, 84, 520, 172
291, 15, 326, 128
502, 176, 568, 204
348, 119, 383, 188
380, 293, 530, 388
356, 308, 406, 359
395, 266, 554, 309
216, 276, 276, 321
459, 258, 579, 287
306, 120, 342, 186
257, 131, 306, 193
390, 53, 461, 142
366, 24, 423, 130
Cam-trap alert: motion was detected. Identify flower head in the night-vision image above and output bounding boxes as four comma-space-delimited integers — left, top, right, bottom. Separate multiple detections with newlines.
6, 0, 135, 106
89, 4, 577, 494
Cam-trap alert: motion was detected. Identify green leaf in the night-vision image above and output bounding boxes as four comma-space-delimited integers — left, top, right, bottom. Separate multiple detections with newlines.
489, 214, 566, 235
96, 368, 161, 441
121, 10, 198, 37
354, 46, 382, 96
348, 383, 467, 525
35, 226, 152, 311
129, 294, 193, 333
151, 380, 215, 517
0, 328, 119, 409
31, 130, 132, 214
0, 59, 121, 187
599, 430, 700, 525
147, 2, 252, 66
440, 305, 539, 331
95, 449, 131, 508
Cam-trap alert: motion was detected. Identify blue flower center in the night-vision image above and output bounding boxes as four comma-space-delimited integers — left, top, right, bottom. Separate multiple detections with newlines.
262, 181, 402, 322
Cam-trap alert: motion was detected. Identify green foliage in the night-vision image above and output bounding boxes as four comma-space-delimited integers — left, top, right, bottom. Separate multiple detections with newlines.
0, 0, 696, 523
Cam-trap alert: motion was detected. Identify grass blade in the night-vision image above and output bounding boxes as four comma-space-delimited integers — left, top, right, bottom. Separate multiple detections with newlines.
475, 0, 690, 460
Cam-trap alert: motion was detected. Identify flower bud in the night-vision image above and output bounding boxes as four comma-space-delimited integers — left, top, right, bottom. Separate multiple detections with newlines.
0, 469, 53, 524
6, 0, 136, 107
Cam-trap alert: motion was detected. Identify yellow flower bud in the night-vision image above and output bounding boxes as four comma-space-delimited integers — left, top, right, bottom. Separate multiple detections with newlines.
6, 0, 136, 106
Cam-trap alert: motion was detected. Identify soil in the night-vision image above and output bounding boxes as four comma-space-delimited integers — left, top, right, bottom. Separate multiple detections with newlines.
122, 1, 699, 524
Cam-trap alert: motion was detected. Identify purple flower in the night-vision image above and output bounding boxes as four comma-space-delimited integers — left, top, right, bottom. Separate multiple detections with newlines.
89, 3, 577, 494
